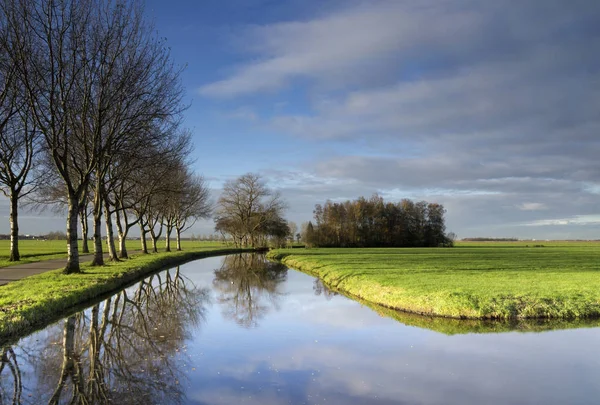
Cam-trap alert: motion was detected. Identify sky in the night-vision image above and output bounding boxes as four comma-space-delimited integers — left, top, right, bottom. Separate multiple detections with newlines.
1, 0, 600, 239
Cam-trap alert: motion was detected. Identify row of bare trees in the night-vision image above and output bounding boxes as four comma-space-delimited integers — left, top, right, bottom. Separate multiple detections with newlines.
0, 0, 210, 272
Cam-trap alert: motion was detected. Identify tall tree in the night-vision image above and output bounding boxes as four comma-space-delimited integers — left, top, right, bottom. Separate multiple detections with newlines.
2, 0, 185, 272
0, 9, 42, 261
3, 0, 104, 273
86, 0, 185, 266
215, 173, 287, 248
0, 61, 39, 261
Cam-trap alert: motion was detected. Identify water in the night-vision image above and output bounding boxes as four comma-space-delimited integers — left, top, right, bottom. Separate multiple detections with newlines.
1, 253, 600, 404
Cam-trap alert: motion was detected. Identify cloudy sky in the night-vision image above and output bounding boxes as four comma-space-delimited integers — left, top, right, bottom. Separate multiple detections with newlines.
1, 0, 600, 239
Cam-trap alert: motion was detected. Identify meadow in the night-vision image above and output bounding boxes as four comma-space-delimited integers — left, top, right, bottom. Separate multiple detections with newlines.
0, 239, 228, 268
268, 241, 600, 319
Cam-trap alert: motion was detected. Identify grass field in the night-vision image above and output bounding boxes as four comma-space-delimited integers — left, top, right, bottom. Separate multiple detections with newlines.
268, 242, 600, 320
0, 239, 228, 268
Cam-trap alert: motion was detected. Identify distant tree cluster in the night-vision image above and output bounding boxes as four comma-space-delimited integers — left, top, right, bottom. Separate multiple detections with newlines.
0, 0, 210, 271
45, 231, 67, 241
302, 195, 452, 248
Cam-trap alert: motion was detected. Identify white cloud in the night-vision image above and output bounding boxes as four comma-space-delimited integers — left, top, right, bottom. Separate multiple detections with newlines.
200, 0, 483, 97
197, 0, 600, 238
523, 215, 600, 227
518, 203, 547, 211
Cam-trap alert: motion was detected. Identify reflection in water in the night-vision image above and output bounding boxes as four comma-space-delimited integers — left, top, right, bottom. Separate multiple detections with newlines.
3, 255, 600, 405
0, 348, 21, 404
313, 278, 338, 301
213, 254, 287, 328
0, 267, 209, 405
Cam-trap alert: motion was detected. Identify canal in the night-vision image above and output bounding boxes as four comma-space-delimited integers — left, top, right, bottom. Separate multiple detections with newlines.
1, 253, 599, 404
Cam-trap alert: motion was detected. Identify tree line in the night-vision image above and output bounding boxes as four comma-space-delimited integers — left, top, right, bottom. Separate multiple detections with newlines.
302, 195, 452, 248
0, 0, 210, 272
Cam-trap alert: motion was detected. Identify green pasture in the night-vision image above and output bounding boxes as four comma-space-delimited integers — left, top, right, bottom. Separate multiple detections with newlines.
0, 239, 228, 268
268, 243, 600, 319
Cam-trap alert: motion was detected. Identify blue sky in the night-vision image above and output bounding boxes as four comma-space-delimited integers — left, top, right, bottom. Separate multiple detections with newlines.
2, 0, 600, 239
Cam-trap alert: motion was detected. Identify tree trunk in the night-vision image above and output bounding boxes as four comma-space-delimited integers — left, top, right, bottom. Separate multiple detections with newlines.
91, 186, 104, 266
79, 208, 89, 254
103, 200, 118, 261
176, 228, 182, 251
118, 233, 127, 259
165, 226, 171, 252
115, 210, 128, 259
65, 197, 81, 274
9, 192, 19, 261
139, 223, 148, 254
149, 222, 162, 253
151, 234, 158, 253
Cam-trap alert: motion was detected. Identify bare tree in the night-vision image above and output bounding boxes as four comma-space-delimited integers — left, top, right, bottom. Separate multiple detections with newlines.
146, 191, 167, 254
3, 0, 103, 273
3, 0, 185, 272
86, 0, 185, 266
215, 173, 287, 248
125, 129, 192, 254
161, 163, 211, 252
24, 166, 93, 253
174, 172, 211, 251
0, 12, 40, 261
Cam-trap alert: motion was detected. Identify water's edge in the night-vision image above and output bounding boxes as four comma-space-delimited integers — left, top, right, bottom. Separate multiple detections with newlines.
267, 252, 600, 335
0, 248, 248, 345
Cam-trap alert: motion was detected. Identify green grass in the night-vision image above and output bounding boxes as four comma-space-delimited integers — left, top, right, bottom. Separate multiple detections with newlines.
348, 290, 600, 335
0, 246, 244, 341
268, 243, 600, 320
0, 239, 228, 268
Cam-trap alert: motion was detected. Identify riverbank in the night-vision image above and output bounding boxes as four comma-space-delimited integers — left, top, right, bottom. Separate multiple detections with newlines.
268, 245, 600, 319
0, 247, 244, 340
0, 240, 227, 268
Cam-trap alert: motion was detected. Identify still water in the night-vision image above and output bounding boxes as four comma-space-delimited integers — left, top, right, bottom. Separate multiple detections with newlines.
1, 253, 600, 404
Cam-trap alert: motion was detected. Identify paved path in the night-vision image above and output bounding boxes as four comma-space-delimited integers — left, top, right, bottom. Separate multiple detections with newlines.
0, 253, 125, 286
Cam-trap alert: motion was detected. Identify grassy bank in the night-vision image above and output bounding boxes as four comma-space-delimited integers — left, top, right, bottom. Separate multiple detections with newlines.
0, 239, 228, 268
0, 247, 242, 340
351, 291, 600, 334
268, 244, 600, 320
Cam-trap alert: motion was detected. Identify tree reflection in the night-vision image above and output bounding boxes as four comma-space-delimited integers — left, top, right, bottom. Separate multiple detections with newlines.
213, 254, 287, 328
0, 347, 22, 404
0, 266, 209, 405
313, 279, 339, 301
